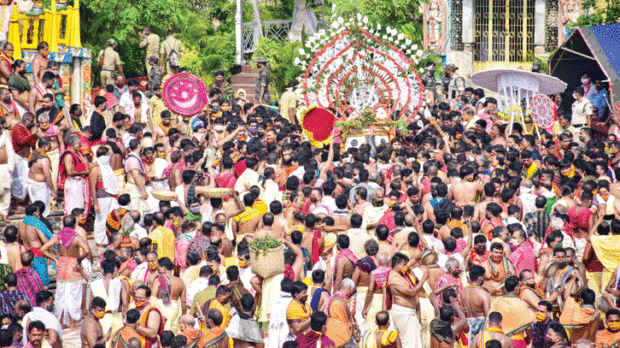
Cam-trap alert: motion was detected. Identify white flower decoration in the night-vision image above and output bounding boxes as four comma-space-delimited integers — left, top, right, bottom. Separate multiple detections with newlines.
363, 16, 369, 24
298, 48, 306, 55
416, 50, 423, 56
377, 23, 381, 30
398, 33, 404, 41
357, 13, 362, 21
412, 44, 418, 50
294, 57, 301, 66
338, 17, 344, 23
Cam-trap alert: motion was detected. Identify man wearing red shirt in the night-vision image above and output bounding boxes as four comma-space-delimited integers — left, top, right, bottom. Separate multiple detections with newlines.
11, 113, 38, 201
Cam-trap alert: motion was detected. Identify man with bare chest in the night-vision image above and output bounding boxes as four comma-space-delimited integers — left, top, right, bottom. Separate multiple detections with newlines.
80, 297, 109, 348
0, 88, 19, 128
461, 265, 491, 344
232, 193, 262, 243
40, 215, 91, 329
352, 240, 379, 331
268, 201, 292, 236
254, 213, 283, 239
448, 165, 483, 207
28, 71, 55, 114
152, 257, 187, 334
31, 42, 49, 86
144, 251, 160, 287
27, 137, 56, 217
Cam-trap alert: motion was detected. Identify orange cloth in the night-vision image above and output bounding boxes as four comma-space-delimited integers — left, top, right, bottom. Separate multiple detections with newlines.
200, 325, 229, 348
138, 306, 165, 348
596, 329, 620, 348
559, 298, 597, 328
490, 295, 532, 338
181, 327, 209, 348
201, 299, 232, 330
110, 326, 141, 348
325, 299, 351, 347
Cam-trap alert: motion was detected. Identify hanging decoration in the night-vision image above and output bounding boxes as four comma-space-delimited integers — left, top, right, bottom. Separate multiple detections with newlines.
294, 14, 425, 128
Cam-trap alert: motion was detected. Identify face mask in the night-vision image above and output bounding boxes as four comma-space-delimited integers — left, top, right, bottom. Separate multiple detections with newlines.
221, 106, 230, 112
48, 303, 55, 312
249, 126, 257, 135
190, 206, 201, 214
400, 265, 411, 274
214, 125, 224, 132
124, 123, 131, 130
149, 263, 159, 270
601, 193, 610, 201
373, 201, 384, 207
40, 124, 49, 130
1, 97, 10, 103
118, 256, 125, 263
510, 239, 520, 246
134, 299, 146, 308
581, 78, 590, 84
174, 219, 180, 226
535, 312, 546, 322
94, 311, 106, 319
609, 321, 620, 331
490, 255, 502, 262
556, 242, 563, 249
134, 256, 141, 263
211, 239, 222, 247
310, 197, 318, 203
238, 260, 248, 268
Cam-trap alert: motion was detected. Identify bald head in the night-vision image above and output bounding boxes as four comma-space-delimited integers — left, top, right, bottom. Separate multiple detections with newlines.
128, 338, 141, 348
181, 314, 195, 326
521, 179, 532, 188
132, 280, 144, 292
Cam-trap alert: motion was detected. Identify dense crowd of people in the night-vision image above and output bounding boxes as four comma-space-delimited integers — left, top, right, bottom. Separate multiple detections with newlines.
0, 23, 616, 348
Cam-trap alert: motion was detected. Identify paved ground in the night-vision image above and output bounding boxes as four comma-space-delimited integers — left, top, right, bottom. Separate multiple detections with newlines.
62, 328, 82, 348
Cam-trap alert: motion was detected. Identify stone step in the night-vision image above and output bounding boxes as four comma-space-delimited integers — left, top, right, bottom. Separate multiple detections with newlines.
241, 65, 259, 74
231, 73, 258, 86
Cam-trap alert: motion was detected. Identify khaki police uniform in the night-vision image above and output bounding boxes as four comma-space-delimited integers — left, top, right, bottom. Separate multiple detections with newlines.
98, 47, 121, 86
140, 33, 160, 75
160, 36, 184, 76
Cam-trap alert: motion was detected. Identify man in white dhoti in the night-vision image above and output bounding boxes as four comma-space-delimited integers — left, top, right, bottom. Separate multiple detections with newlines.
61, 135, 91, 217
40, 215, 91, 330
0, 118, 14, 222
27, 137, 55, 217
89, 146, 120, 247
267, 274, 291, 348
91, 258, 127, 333
387, 252, 426, 348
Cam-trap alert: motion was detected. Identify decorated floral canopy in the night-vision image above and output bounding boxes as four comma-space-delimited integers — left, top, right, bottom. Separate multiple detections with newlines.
294, 15, 425, 122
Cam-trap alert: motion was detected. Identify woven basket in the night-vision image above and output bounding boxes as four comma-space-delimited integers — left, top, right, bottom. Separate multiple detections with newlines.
205, 188, 233, 198
151, 190, 177, 201
250, 244, 285, 279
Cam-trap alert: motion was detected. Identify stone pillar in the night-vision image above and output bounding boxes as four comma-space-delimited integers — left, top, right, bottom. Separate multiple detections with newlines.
534, 0, 547, 53
461, 0, 475, 74
235, 0, 243, 65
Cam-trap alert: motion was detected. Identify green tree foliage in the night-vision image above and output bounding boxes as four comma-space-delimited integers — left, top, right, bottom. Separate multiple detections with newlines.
575, 0, 620, 26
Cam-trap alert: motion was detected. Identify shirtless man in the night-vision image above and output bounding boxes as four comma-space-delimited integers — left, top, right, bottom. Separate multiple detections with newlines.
32, 42, 49, 86
351, 240, 379, 330
470, 312, 514, 348
0, 43, 13, 86
35, 113, 64, 155
152, 257, 187, 334
28, 72, 55, 114
367, 312, 402, 348
429, 295, 468, 348
144, 251, 159, 287
80, 297, 109, 348
134, 285, 164, 348
327, 194, 352, 233
40, 215, 91, 329
211, 118, 244, 149
448, 165, 483, 207
482, 243, 516, 296
254, 213, 283, 239
268, 201, 292, 236
518, 269, 545, 320
27, 137, 56, 214
152, 110, 171, 144
461, 265, 491, 342
474, 183, 500, 221
3, 226, 23, 270
489, 124, 506, 146
333, 234, 357, 290
387, 252, 428, 348
0, 88, 19, 127
231, 193, 262, 242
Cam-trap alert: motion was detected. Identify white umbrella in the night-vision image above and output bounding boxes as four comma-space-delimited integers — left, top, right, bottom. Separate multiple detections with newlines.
470, 69, 567, 133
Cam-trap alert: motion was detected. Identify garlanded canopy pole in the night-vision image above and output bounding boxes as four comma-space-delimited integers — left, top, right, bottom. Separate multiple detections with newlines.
294, 14, 426, 142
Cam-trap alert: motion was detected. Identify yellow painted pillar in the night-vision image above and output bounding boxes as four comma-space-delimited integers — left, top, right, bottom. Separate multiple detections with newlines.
73, 0, 81, 47
8, 5, 21, 59
488, 0, 493, 63
49, 0, 59, 52
43, 9, 52, 45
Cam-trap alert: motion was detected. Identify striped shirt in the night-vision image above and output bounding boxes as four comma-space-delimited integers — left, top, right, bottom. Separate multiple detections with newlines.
15, 267, 43, 306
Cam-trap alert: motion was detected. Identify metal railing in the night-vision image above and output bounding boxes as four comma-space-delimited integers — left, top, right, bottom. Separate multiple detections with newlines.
242, 19, 325, 54
8, 0, 81, 58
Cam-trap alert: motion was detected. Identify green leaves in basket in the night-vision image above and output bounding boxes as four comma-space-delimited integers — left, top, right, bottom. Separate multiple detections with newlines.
249, 236, 282, 257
